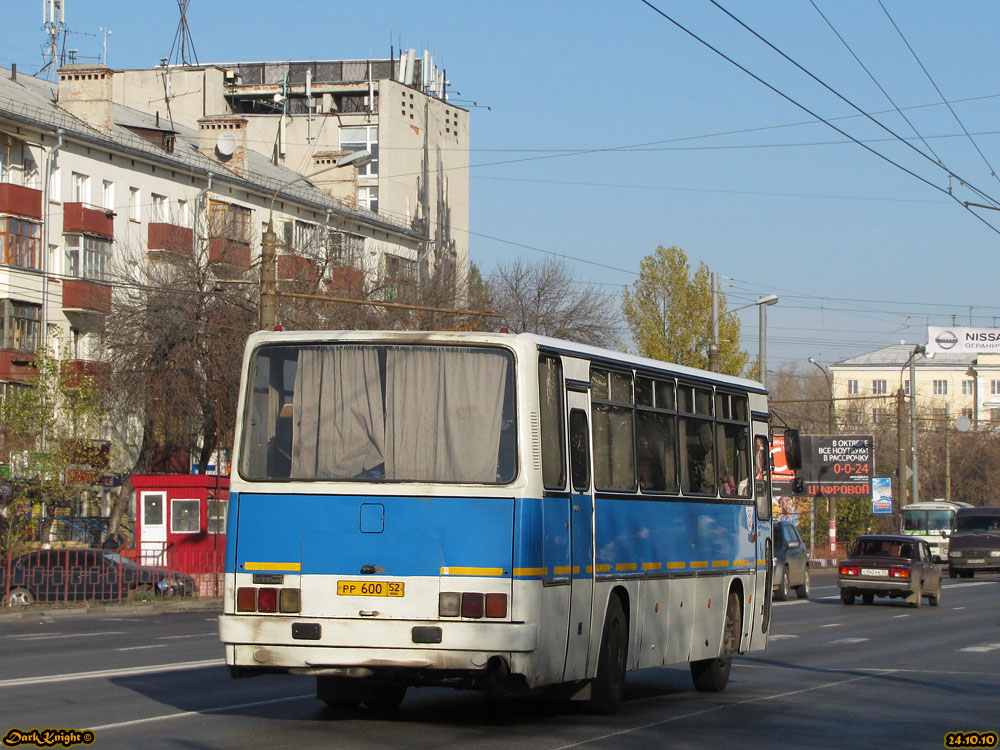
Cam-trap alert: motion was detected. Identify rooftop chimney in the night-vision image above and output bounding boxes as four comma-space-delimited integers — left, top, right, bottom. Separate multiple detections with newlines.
197, 115, 249, 175
57, 64, 115, 132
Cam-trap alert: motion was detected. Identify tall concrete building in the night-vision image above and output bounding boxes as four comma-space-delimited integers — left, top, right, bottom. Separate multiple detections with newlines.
112, 50, 469, 292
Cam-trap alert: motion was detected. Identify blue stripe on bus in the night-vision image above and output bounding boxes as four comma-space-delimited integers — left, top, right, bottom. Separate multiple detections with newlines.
227, 492, 762, 579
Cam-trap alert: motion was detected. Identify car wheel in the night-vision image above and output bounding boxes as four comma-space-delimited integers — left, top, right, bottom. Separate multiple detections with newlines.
6, 587, 35, 606
840, 590, 855, 605
775, 567, 790, 601
909, 583, 922, 608
961, 571, 974, 579
794, 568, 810, 599
862, 593, 874, 605
928, 582, 941, 607
691, 590, 741, 693
587, 595, 628, 714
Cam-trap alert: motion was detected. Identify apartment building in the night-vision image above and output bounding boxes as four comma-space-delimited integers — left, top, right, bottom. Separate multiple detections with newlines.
111, 50, 468, 292
828, 343, 1000, 428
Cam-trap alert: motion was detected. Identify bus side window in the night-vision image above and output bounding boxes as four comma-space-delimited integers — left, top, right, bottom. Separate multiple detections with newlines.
538, 356, 566, 489
754, 435, 771, 520
569, 409, 591, 493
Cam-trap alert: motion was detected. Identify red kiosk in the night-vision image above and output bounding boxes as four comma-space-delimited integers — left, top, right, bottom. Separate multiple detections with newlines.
131, 474, 229, 595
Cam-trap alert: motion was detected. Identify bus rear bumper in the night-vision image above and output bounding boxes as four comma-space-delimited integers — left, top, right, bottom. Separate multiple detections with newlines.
219, 614, 538, 673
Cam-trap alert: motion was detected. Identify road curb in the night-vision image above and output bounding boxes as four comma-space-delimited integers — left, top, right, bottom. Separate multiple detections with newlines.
0, 597, 223, 621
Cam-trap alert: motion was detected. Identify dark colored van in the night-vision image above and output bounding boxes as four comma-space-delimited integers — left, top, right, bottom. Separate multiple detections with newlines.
948, 507, 1000, 578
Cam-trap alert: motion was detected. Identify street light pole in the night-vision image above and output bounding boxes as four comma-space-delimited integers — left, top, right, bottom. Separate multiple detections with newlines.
907, 344, 928, 505
259, 150, 372, 330
808, 357, 835, 432
966, 365, 979, 431
757, 294, 778, 390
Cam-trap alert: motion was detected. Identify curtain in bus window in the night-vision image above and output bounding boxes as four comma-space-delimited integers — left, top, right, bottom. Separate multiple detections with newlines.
592, 403, 635, 491
291, 346, 385, 479
384, 347, 508, 482
679, 416, 716, 494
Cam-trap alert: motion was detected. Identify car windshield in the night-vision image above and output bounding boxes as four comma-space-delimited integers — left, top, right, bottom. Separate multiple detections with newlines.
901, 509, 953, 532
852, 539, 914, 559
954, 515, 1000, 534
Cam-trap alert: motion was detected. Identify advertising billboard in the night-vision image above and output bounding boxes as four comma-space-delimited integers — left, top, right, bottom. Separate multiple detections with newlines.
772, 434, 874, 499
927, 326, 1000, 354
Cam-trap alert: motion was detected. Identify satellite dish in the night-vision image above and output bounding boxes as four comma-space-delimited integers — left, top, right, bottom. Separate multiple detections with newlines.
216, 130, 236, 158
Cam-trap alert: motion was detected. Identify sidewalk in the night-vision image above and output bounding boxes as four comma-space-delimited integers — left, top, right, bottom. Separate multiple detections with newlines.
0, 597, 223, 621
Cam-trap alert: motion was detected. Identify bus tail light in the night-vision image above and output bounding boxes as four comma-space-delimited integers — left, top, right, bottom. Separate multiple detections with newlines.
839, 565, 859, 576
237, 586, 301, 613
889, 568, 910, 579
439, 592, 508, 619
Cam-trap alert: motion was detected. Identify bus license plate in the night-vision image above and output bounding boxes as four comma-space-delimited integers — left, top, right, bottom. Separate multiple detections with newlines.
337, 580, 405, 597
861, 568, 887, 577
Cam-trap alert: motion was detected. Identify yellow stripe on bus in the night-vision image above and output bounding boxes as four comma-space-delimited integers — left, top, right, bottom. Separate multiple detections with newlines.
243, 561, 301, 572
441, 566, 505, 576
666, 561, 686, 570
616, 563, 638, 572
595, 564, 611, 573
642, 562, 662, 571
690, 561, 708, 569
553, 566, 581, 576
734, 559, 750, 567
756, 558, 768, 566
512, 568, 548, 577
712, 560, 730, 568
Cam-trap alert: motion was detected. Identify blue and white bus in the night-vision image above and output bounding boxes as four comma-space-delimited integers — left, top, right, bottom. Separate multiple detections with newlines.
219, 330, 798, 713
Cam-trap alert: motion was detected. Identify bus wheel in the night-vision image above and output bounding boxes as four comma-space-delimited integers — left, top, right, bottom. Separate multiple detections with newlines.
317, 676, 362, 709
691, 591, 741, 693
363, 684, 407, 711
587, 595, 627, 714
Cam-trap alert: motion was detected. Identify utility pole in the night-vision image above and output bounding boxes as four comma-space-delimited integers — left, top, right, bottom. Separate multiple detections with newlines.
259, 225, 277, 330
897, 387, 908, 506
709, 272, 720, 373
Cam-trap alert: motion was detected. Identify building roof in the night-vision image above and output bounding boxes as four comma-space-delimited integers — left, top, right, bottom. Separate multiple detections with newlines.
0, 65, 424, 241
831, 343, 974, 368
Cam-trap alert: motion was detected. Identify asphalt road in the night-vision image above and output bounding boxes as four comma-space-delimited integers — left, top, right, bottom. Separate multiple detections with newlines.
1, 571, 997, 749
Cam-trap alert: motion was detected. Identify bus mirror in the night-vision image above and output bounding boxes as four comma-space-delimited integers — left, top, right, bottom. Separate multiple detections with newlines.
791, 477, 805, 495
783, 429, 803, 470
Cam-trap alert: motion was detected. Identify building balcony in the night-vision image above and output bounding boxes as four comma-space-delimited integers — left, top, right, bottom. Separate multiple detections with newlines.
63, 202, 114, 238
148, 222, 194, 253
0, 348, 37, 383
61, 359, 111, 387
277, 254, 320, 284
0, 183, 43, 221
209, 237, 251, 267
62, 278, 112, 314
327, 266, 364, 297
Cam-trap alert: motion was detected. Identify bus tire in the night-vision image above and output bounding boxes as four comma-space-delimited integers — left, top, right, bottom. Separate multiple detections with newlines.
362, 684, 407, 711
317, 676, 362, 709
587, 595, 627, 715
691, 590, 741, 693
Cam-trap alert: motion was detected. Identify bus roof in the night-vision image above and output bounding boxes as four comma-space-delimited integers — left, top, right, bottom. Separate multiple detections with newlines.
242, 330, 767, 395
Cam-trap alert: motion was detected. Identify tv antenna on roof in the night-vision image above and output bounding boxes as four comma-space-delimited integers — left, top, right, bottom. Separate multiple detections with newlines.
38, 0, 67, 80
168, 0, 199, 66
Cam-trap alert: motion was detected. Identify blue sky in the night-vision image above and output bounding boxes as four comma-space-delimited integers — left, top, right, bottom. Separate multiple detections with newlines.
4, 1, 1000, 371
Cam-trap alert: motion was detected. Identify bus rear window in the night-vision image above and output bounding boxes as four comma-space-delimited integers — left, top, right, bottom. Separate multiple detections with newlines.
240, 344, 516, 484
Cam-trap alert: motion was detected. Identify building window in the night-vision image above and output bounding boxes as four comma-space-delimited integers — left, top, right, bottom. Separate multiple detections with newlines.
209, 201, 252, 243
129, 187, 140, 222
872, 379, 887, 396
992, 380, 1000, 396
933, 380, 948, 395
64, 235, 111, 281
904, 379, 910, 396
990, 408, 1000, 423
339, 125, 378, 176
963, 380, 975, 395
176, 199, 189, 227
102, 180, 114, 211
170, 498, 200, 534
208, 498, 227, 534
962, 408, 973, 420
847, 379, 858, 395
872, 408, 892, 424
383, 253, 416, 301
0, 300, 41, 351
151, 193, 168, 223
328, 231, 364, 269
358, 186, 378, 213
71, 172, 90, 203
0, 218, 42, 270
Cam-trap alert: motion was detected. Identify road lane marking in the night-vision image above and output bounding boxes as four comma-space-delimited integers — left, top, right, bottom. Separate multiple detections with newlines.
831, 638, 870, 645
893, 614, 910, 619
88, 693, 316, 732
554, 672, 883, 749
116, 644, 169, 651
0, 659, 223, 689
946, 581, 998, 588
821, 623, 841, 628
960, 643, 1000, 653
157, 633, 217, 640
767, 634, 798, 641
10, 631, 126, 641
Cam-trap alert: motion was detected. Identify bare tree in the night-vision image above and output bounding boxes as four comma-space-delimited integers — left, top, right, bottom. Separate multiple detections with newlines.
485, 257, 623, 348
